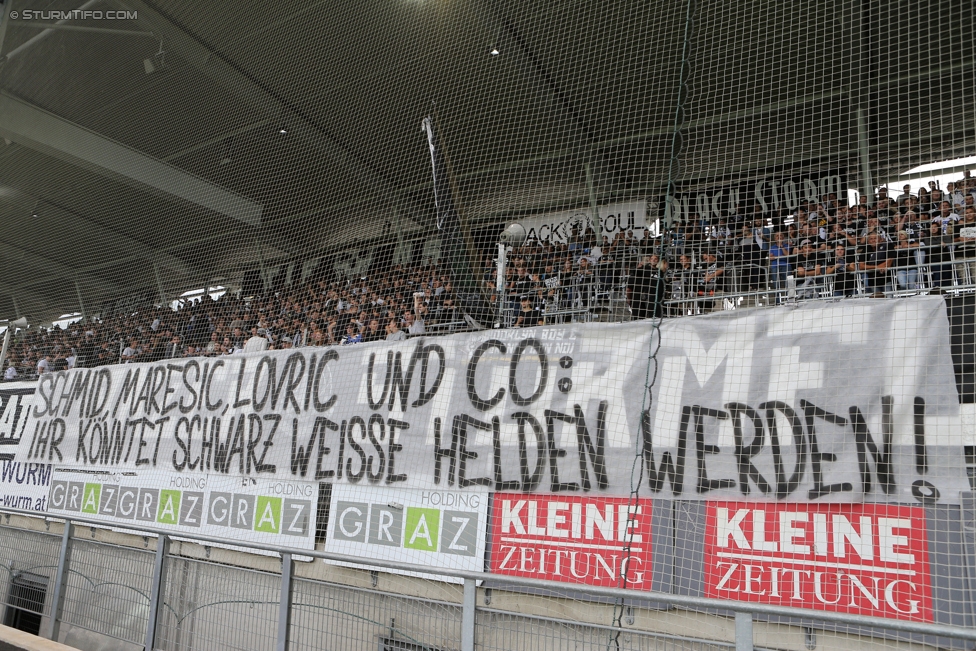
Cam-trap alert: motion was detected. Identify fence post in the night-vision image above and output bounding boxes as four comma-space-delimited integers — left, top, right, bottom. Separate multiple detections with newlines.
144, 535, 170, 651
461, 578, 476, 651
735, 611, 753, 651
43, 519, 73, 641
277, 552, 294, 651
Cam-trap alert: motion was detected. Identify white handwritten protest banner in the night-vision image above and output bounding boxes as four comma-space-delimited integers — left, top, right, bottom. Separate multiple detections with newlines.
13, 296, 969, 504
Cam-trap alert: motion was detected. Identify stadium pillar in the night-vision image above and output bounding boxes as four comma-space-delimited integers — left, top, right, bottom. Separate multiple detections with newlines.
586, 161, 601, 240
857, 107, 874, 203
0, 0, 12, 57
0, 329, 10, 374
43, 520, 73, 641
854, 0, 873, 202
735, 612, 753, 651
144, 535, 170, 651
153, 262, 167, 308
257, 241, 271, 293
461, 578, 476, 651
277, 553, 294, 651
495, 242, 507, 328
73, 278, 87, 323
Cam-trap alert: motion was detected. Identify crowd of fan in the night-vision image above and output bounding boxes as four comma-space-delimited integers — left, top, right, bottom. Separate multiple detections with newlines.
655, 176, 976, 306
491, 174, 976, 322
4, 174, 975, 379
1, 261, 464, 380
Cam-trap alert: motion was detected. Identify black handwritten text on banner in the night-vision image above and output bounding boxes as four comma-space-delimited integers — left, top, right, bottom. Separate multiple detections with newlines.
14, 297, 969, 503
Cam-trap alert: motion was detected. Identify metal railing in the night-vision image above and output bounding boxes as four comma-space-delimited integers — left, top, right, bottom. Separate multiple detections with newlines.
1, 506, 975, 651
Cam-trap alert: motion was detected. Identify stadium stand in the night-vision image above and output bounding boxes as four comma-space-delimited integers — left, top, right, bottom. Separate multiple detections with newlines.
3, 2, 976, 651
4, 176, 975, 380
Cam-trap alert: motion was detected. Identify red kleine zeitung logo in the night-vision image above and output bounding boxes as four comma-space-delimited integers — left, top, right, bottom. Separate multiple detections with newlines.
490, 494, 654, 588
703, 502, 932, 621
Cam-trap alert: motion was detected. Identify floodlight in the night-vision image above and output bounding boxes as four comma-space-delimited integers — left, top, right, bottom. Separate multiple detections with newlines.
499, 222, 527, 246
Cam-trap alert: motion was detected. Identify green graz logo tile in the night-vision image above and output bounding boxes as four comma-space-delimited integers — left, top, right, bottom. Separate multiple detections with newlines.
47, 480, 311, 537
333, 502, 479, 557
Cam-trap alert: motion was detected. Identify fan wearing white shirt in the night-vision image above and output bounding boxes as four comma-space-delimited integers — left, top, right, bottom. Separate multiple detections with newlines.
121, 338, 141, 363
932, 201, 962, 231
946, 182, 965, 207
243, 327, 269, 353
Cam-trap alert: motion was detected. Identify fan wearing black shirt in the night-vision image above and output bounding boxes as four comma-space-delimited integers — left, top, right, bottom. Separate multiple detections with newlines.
514, 295, 541, 328
923, 221, 952, 287
831, 244, 857, 296
795, 240, 825, 298
692, 248, 724, 312
628, 254, 668, 319
361, 318, 383, 343
855, 232, 892, 294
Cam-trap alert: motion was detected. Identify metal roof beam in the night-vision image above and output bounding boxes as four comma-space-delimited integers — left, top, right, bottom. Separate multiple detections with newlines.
35, 197, 194, 276
0, 170, 198, 277
0, 92, 263, 226
0, 229, 237, 294
116, 0, 397, 201
0, 238, 122, 295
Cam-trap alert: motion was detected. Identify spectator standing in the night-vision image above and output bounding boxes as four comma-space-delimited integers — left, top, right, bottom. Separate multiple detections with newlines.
628, 254, 667, 319
924, 220, 952, 287
121, 338, 141, 363
896, 184, 914, 207
243, 327, 269, 353
514, 295, 540, 327
952, 206, 976, 284
794, 240, 824, 298
918, 188, 932, 213
406, 293, 426, 335
832, 244, 857, 296
78, 333, 98, 368
751, 216, 771, 252
386, 319, 406, 341
164, 335, 183, 359
696, 247, 725, 310
947, 182, 965, 208
231, 327, 246, 349
668, 254, 697, 309
893, 230, 920, 290
574, 258, 596, 309
205, 332, 220, 355
932, 201, 961, 230
362, 319, 383, 343
769, 230, 793, 295
856, 232, 892, 294
341, 324, 362, 345
736, 223, 765, 291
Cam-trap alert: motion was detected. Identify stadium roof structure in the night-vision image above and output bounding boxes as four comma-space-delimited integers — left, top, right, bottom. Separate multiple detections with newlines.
0, 0, 972, 322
